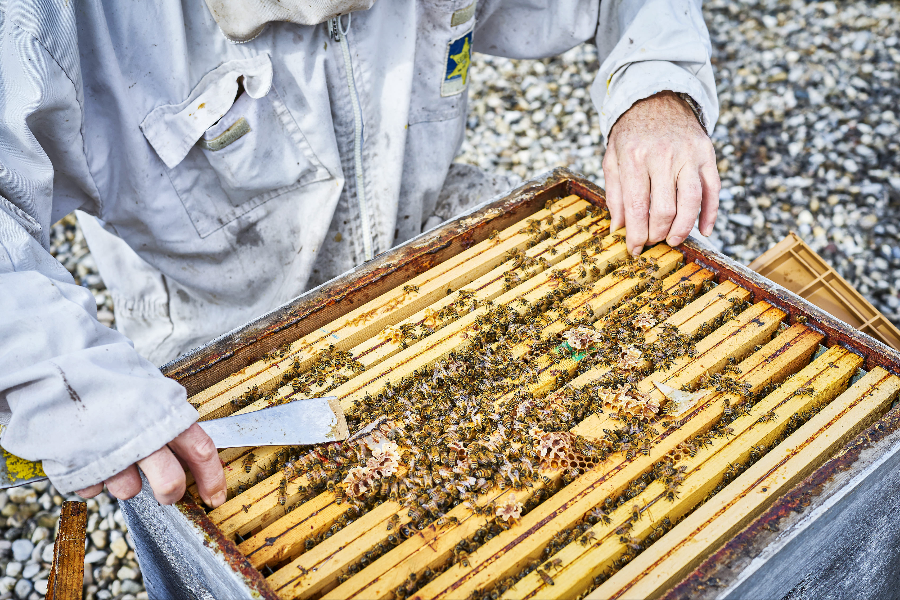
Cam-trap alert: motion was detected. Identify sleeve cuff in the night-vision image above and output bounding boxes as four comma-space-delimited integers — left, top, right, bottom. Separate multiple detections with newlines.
591, 59, 719, 140
43, 398, 199, 494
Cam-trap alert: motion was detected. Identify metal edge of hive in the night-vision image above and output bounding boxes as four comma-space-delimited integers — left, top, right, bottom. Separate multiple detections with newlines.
159, 167, 588, 598
159, 167, 579, 396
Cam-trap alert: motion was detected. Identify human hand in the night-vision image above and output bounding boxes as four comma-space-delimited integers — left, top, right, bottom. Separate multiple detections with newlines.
76, 423, 227, 508
602, 91, 720, 256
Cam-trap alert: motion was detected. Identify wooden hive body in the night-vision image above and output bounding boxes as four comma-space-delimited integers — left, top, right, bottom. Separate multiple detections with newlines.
159, 169, 900, 600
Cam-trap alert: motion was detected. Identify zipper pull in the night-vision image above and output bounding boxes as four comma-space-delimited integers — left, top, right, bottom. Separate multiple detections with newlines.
328, 17, 341, 42
328, 13, 352, 42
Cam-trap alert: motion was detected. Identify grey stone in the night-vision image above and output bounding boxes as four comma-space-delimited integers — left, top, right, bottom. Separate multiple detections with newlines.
13, 578, 31, 600
6, 488, 36, 505
21, 563, 39, 579
110, 536, 128, 559
121, 579, 144, 595
40, 544, 53, 565
84, 550, 107, 565
728, 213, 754, 227
10, 540, 32, 563
0, 577, 15, 594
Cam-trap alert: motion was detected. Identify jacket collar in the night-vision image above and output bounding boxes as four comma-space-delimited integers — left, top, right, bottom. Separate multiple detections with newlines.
202, 0, 376, 42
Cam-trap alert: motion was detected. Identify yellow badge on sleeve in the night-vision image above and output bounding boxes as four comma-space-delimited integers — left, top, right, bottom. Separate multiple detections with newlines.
442, 30, 473, 97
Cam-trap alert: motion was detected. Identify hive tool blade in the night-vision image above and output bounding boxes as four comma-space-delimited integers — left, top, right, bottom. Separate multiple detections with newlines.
0, 397, 350, 489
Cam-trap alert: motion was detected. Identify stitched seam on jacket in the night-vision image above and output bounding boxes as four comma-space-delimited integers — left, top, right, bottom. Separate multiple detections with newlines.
1, 9, 104, 215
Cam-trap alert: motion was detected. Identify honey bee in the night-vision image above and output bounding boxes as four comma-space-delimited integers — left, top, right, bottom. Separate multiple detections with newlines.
537, 569, 555, 586
544, 558, 562, 572
242, 452, 256, 473
579, 531, 597, 546
278, 478, 288, 506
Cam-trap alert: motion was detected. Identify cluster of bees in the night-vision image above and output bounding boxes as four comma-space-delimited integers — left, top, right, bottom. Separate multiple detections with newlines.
222, 207, 831, 599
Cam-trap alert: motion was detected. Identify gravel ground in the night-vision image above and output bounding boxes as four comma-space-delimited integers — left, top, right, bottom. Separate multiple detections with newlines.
4, 1, 897, 598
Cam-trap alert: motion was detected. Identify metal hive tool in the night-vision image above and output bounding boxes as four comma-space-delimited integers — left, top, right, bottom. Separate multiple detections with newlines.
140, 169, 900, 600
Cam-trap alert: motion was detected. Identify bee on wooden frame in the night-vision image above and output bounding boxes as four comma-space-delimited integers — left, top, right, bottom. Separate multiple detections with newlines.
242, 452, 256, 473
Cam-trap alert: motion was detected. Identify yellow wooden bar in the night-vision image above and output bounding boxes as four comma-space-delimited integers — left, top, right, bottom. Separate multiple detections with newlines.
591, 367, 900, 600
210, 238, 630, 537
191, 195, 590, 419
508, 340, 855, 600
413, 309, 796, 600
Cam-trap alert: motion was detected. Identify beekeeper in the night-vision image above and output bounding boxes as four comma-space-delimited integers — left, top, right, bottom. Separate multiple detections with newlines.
0, 0, 719, 509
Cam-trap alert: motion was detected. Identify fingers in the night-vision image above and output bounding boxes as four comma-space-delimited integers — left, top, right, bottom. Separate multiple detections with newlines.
698, 159, 721, 236
618, 154, 651, 257
647, 160, 677, 245
602, 140, 625, 235
76, 483, 103, 499
105, 464, 143, 501
668, 166, 703, 247
137, 445, 187, 505
168, 423, 227, 508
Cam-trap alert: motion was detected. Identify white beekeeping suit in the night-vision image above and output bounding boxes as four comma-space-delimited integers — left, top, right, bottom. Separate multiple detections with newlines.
0, 0, 717, 493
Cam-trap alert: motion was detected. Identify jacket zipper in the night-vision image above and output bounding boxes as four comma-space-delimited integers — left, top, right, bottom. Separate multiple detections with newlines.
329, 14, 374, 261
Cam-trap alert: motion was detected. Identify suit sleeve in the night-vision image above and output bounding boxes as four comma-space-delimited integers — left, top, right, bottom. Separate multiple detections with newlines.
474, 0, 718, 140
592, 0, 718, 138
0, 12, 197, 493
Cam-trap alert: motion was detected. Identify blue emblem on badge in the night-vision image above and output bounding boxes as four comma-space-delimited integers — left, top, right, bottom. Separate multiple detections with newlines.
442, 30, 473, 97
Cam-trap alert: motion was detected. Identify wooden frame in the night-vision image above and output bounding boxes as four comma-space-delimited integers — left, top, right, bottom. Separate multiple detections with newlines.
158, 168, 900, 600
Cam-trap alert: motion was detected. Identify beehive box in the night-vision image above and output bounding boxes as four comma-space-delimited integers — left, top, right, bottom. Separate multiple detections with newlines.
147, 169, 900, 600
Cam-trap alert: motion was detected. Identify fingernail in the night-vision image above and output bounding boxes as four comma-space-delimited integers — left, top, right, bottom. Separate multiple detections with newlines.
211, 490, 226, 507
632, 247, 642, 257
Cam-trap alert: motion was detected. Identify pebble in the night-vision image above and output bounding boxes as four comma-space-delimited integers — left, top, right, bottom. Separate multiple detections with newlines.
728, 214, 755, 227
90, 530, 108, 550
110, 536, 129, 559
41, 543, 54, 564
13, 578, 31, 599
117, 566, 137, 580
10, 540, 32, 563
21, 562, 39, 579
85, 550, 108, 564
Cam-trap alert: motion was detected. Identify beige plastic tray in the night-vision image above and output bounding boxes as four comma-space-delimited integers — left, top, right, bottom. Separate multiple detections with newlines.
748, 232, 900, 351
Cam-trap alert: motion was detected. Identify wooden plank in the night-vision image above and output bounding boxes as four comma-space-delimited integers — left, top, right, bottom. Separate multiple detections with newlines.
274, 276, 752, 600
509, 339, 853, 600
252, 237, 637, 418
209, 237, 631, 537
590, 367, 900, 600
46, 501, 87, 600
410, 307, 794, 600
350, 215, 612, 370
192, 195, 591, 420
242, 257, 692, 590
483, 263, 715, 418
306, 302, 786, 600
234, 215, 613, 411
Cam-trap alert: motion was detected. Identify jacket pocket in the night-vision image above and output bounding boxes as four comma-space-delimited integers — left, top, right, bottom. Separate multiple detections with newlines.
140, 54, 331, 237
408, 0, 477, 125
